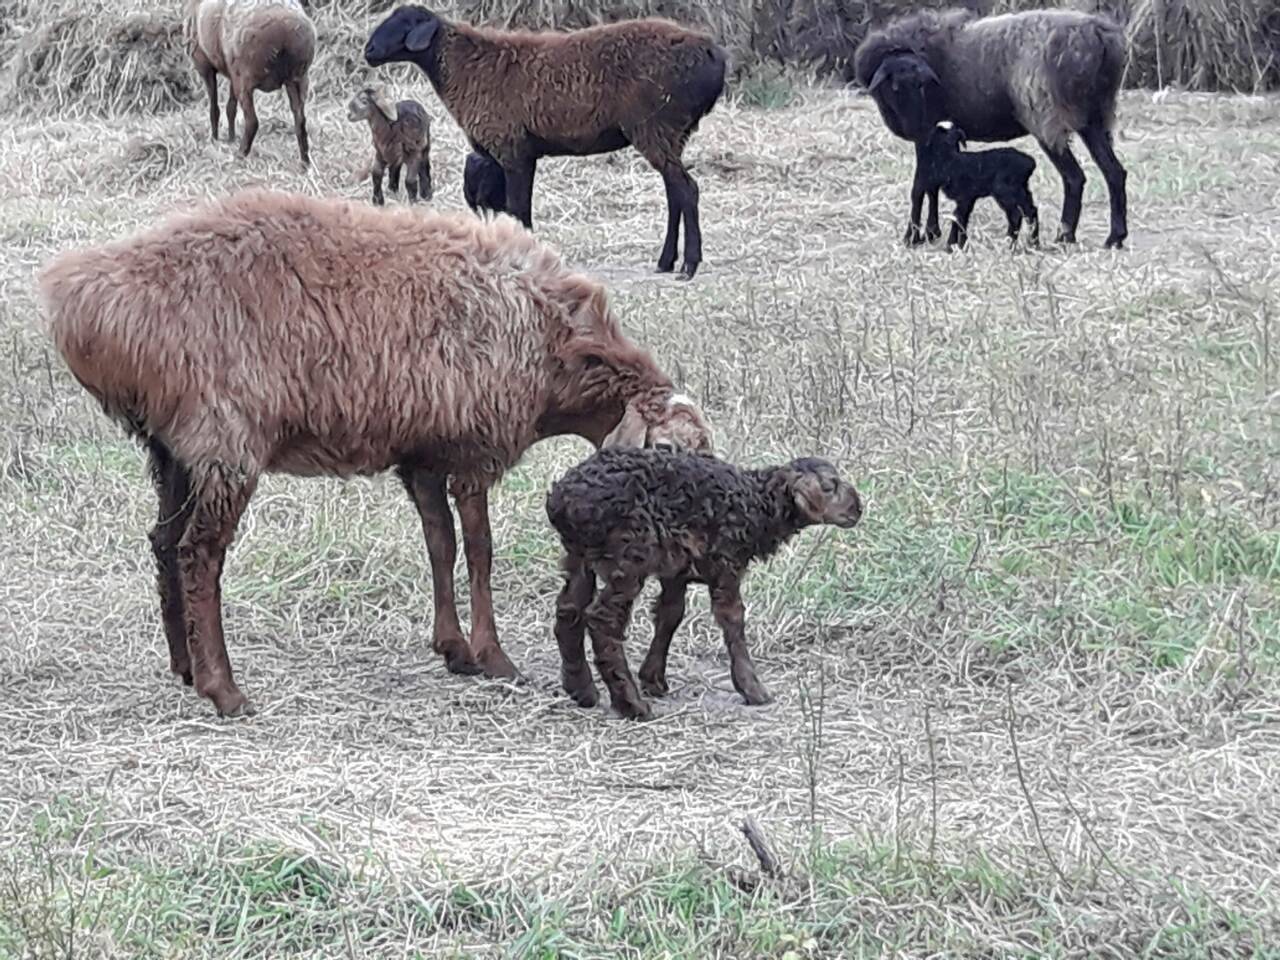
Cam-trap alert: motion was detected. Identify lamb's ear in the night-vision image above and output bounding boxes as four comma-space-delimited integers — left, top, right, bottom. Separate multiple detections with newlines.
601, 402, 648, 449
373, 88, 398, 122
867, 59, 894, 94
406, 16, 440, 52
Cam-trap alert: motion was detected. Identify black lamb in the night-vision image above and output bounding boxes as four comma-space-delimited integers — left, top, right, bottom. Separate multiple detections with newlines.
920, 123, 1039, 250
464, 150, 507, 216
546, 447, 863, 720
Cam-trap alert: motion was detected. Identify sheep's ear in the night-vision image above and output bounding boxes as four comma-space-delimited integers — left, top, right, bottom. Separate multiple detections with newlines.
867, 60, 893, 94
406, 17, 440, 51
601, 402, 649, 449
791, 472, 826, 523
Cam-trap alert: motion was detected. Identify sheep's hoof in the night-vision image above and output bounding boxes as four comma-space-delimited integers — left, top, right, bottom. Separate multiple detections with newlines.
655, 262, 675, 275
639, 673, 669, 698
564, 678, 599, 709
741, 688, 774, 707
1105, 234, 1126, 250
443, 649, 484, 677
614, 697, 653, 721
208, 687, 255, 719
475, 646, 518, 680
1055, 230, 1077, 245
171, 665, 194, 687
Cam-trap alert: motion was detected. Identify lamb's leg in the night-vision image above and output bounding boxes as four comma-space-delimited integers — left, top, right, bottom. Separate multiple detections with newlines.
419, 155, 433, 201
999, 196, 1023, 247
147, 441, 197, 685
1080, 124, 1128, 249
638, 577, 688, 698
710, 577, 771, 706
400, 469, 482, 676
946, 198, 975, 251
235, 85, 259, 158
388, 164, 402, 195
195, 56, 219, 142
502, 158, 536, 230
371, 158, 386, 206
177, 465, 257, 717
405, 165, 420, 203
554, 553, 598, 708
285, 79, 309, 168
456, 489, 518, 680
1022, 191, 1041, 248
905, 172, 930, 246
674, 161, 704, 279
1037, 137, 1086, 245
585, 568, 650, 720
925, 187, 942, 243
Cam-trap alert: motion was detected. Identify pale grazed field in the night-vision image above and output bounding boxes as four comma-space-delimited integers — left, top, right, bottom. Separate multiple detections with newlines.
1, 75, 1279, 957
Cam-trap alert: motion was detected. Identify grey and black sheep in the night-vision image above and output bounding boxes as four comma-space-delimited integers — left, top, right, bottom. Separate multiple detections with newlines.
918, 123, 1039, 249
546, 446, 863, 720
855, 8, 1129, 249
187, 0, 315, 166
347, 83, 433, 205
364, 6, 726, 279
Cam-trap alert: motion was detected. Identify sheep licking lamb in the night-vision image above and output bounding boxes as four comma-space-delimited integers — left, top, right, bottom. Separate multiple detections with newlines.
546, 447, 863, 720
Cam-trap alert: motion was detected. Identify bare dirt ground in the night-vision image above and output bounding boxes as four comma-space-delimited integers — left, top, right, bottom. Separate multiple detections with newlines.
1, 76, 1279, 956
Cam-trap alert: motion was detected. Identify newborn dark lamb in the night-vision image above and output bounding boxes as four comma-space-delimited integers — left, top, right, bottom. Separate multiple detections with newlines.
920, 123, 1040, 250
463, 151, 507, 216
546, 447, 863, 720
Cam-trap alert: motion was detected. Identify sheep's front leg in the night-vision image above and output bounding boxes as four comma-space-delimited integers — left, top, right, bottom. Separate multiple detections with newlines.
195, 55, 219, 141
456, 490, 518, 680
925, 187, 942, 242
710, 577, 771, 706
401, 469, 482, 676
638, 577, 688, 698
502, 158, 537, 230
178, 465, 258, 717
946, 198, 975, 251
418, 156, 433, 201
388, 163, 402, 195
906, 177, 928, 246
585, 569, 650, 720
554, 554, 598, 708
235, 85, 259, 158
371, 157, 387, 206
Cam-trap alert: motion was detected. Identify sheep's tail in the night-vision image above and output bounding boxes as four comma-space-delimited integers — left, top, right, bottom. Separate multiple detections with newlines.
35, 247, 175, 442
1091, 16, 1128, 129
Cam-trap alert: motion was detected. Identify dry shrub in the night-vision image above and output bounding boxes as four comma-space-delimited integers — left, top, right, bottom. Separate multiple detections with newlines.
1124, 0, 1280, 92
1, 3, 195, 116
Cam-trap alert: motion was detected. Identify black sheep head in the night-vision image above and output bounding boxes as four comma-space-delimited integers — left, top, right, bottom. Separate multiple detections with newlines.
787, 458, 863, 529
927, 122, 967, 153
365, 5, 443, 67
866, 51, 946, 143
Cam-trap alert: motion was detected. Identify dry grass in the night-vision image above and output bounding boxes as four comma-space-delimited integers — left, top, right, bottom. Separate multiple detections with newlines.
1, 45, 1280, 960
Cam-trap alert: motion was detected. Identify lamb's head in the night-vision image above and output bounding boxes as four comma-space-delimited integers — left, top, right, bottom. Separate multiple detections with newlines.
347, 84, 397, 123
926, 121, 967, 154
865, 50, 946, 143
603, 392, 714, 455
365, 5, 443, 66
783, 458, 863, 529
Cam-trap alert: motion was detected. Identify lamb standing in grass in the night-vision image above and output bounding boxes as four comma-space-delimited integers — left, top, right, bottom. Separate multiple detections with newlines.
347, 83, 433, 205
918, 123, 1039, 250
187, 0, 315, 165
546, 447, 863, 720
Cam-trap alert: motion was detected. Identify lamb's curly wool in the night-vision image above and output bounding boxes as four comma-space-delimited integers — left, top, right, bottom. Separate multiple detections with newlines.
37, 188, 711, 718
364, 6, 726, 278
546, 447, 862, 720
187, 0, 315, 164
854, 7, 1129, 249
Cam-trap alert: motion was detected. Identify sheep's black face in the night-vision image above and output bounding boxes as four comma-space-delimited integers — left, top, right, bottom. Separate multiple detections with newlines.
927, 123, 967, 154
365, 6, 440, 67
866, 52, 946, 143
789, 458, 863, 529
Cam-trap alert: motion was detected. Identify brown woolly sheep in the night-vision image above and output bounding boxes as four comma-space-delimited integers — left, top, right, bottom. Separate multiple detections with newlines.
347, 83, 434, 205
854, 8, 1129, 249
187, 0, 316, 166
547, 448, 863, 720
36, 188, 713, 719
364, 6, 727, 279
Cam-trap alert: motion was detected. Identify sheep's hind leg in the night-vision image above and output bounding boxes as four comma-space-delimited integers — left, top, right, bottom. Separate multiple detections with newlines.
925, 187, 942, 243
999, 197, 1024, 248
177, 464, 258, 717
668, 159, 705, 279
285, 80, 309, 168
419, 156, 433, 201
710, 577, 771, 706
225, 84, 238, 144
946, 198, 975, 251
196, 57, 219, 142
585, 569, 650, 720
1081, 124, 1128, 249
554, 554, 598, 708
638, 577, 688, 698
456, 489, 519, 680
654, 170, 682, 274
147, 442, 197, 685
235, 85, 259, 158
371, 158, 386, 206
401, 469, 483, 676
502, 158, 537, 230
388, 164, 402, 195
1037, 137, 1086, 245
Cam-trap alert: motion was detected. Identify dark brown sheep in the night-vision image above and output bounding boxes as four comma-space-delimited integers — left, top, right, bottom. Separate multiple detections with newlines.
187, 0, 316, 166
364, 6, 727, 279
854, 8, 1129, 249
347, 83, 433, 205
546, 447, 862, 720
36, 188, 712, 718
